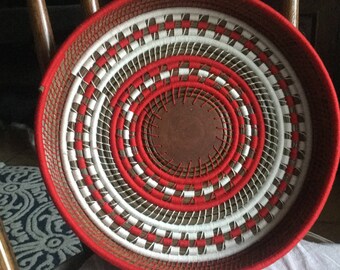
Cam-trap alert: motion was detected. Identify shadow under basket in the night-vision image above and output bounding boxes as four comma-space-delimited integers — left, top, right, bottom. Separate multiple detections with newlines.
35, 0, 340, 269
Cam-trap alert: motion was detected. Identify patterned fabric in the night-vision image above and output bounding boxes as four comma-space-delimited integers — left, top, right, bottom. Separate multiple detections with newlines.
0, 166, 83, 270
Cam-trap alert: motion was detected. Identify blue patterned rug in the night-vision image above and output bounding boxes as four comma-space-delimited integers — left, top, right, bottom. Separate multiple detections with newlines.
0, 166, 83, 270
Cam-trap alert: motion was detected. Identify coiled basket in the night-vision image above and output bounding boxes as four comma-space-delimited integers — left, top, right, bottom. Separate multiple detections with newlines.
36, 0, 340, 269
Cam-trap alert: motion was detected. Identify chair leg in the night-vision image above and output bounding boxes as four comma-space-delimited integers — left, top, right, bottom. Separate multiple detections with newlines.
282, 0, 300, 27
27, 0, 56, 73
0, 219, 19, 270
80, 0, 100, 17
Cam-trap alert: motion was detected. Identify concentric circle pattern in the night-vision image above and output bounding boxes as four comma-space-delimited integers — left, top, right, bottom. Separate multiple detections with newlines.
36, 0, 340, 268
58, 7, 312, 263
36, 0, 340, 267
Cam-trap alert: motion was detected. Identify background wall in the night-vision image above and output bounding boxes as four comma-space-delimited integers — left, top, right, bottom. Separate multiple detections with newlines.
0, 1, 84, 127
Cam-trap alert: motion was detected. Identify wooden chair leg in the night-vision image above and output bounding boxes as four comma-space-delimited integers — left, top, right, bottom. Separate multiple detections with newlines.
80, 0, 100, 17
0, 219, 19, 270
27, 0, 100, 73
282, 0, 300, 27
27, 0, 56, 73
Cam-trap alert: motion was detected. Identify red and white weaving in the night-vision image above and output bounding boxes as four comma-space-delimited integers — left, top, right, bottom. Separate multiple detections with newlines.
36, 1, 339, 269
